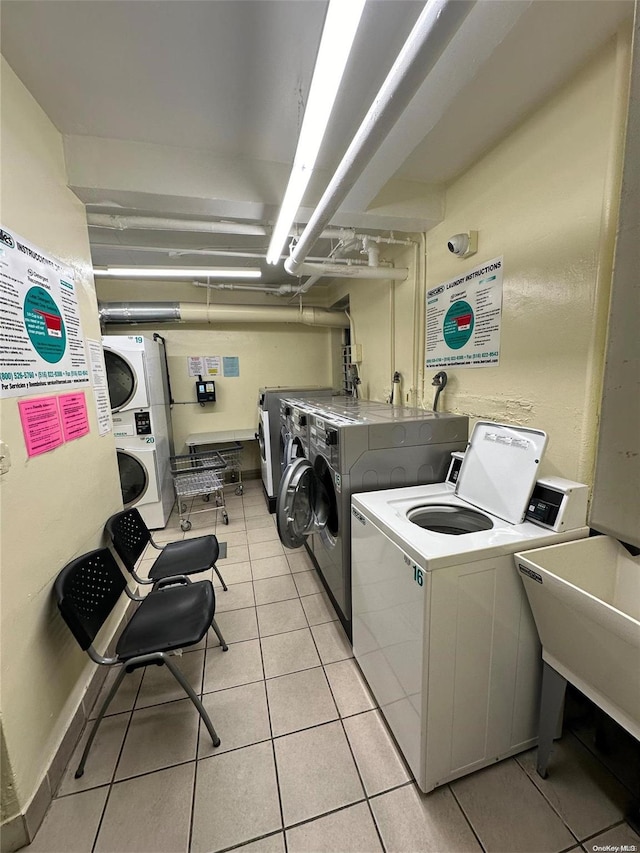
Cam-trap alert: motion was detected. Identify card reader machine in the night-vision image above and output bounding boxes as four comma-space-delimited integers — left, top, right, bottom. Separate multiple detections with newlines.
196, 377, 216, 404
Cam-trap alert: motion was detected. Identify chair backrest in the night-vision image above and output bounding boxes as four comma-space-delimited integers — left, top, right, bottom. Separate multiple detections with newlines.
54, 548, 127, 650
105, 508, 152, 571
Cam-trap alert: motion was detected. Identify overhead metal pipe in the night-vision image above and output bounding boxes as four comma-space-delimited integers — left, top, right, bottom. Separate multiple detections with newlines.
87, 214, 362, 244
294, 261, 408, 280
284, 0, 476, 277
99, 302, 349, 328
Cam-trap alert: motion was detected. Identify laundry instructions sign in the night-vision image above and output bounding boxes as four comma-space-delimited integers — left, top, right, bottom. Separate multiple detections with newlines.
0, 225, 90, 398
425, 256, 503, 369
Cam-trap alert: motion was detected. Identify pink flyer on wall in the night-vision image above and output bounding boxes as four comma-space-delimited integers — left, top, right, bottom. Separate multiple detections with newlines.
18, 396, 63, 457
59, 392, 90, 441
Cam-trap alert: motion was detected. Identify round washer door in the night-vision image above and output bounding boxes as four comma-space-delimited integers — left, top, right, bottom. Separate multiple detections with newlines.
117, 449, 149, 506
276, 457, 329, 549
257, 419, 266, 462
104, 349, 138, 412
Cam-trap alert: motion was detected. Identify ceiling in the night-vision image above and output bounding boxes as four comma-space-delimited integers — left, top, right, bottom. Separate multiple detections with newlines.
1, 0, 634, 296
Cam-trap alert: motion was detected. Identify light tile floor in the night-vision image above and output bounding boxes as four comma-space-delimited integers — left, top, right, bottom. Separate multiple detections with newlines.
27, 480, 640, 853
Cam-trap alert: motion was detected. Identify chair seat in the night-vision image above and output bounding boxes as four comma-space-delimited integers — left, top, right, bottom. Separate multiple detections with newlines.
149, 535, 219, 581
116, 581, 214, 660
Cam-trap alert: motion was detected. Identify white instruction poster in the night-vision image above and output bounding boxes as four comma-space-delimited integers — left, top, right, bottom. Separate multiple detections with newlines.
0, 225, 90, 398
425, 256, 503, 370
86, 338, 112, 436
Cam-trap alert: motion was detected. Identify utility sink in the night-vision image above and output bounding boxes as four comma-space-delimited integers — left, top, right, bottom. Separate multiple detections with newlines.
515, 535, 640, 740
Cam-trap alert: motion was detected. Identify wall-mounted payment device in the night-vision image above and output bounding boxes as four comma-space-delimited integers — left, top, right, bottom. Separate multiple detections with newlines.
196, 376, 216, 405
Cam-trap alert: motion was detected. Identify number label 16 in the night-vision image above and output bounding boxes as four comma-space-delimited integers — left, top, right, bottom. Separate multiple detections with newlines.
413, 566, 424, 587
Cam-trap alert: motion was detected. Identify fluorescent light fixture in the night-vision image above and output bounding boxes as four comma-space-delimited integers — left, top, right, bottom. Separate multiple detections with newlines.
266, 0, 366, 265
94, 266, 262, 279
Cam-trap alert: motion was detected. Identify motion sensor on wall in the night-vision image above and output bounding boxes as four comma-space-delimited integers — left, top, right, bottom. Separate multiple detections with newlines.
447, 231, 478, 258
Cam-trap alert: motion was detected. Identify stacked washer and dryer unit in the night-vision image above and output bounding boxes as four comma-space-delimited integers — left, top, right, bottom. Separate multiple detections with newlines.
276, 396, 469, 640
103, 335, 174, 529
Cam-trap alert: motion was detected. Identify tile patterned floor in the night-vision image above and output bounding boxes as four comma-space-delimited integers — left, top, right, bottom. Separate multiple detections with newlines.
27, 480, 640, 853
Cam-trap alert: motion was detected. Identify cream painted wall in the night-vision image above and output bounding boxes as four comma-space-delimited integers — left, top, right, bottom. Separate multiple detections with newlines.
99, 274, 337, 467
329, 32, 630, 485
0, 58, 123, 821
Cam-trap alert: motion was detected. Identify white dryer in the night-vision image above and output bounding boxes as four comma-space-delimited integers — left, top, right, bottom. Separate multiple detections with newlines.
351, 422, 590, 793
116, 445, 173, 530
102, 335, 160, 412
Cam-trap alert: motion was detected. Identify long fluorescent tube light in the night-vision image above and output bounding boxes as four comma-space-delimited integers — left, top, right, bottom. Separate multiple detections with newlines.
266, 0, 366, 265
94, 267, 262, 279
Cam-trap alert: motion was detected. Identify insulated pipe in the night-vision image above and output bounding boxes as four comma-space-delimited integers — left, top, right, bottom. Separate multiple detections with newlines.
99, 301, 349, 328
294, 261, 408, 280
88, 214, 268, 237
87, 214, 361, 244
285, 0, 475, 277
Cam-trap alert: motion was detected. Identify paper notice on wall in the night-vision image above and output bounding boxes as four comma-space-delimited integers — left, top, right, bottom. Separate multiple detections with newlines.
19, 396, 64, 457
204, 356, 222, 376
86, 338, 112, 436
223, 356, 239, 377
0, 225, 90, 398
188, 356, 204, 377
425, 256, 503, 370
59, 392, 90, 442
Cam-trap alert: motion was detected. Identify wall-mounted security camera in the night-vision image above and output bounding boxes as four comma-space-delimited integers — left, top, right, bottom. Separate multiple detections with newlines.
447, 231, 478, 258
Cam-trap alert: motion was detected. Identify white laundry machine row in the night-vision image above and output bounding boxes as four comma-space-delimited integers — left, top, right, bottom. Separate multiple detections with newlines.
351, 421, 590, 793
257, 387, 332, 511
277, 398, 469, 639
102, 335, 174, 529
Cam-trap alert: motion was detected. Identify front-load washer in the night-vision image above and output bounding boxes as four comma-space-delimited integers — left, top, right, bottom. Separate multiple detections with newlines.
277, 404, 468, 639
257, 387, 332, 512
351, 421, 590, 793
115, 445, 173, 530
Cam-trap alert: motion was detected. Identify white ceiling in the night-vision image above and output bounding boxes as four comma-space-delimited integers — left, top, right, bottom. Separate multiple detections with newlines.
1, 0, 633, 292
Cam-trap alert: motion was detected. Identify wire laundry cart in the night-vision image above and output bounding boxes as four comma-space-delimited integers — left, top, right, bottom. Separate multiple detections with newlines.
215, 441, 244, 496
170, 450, 229, 531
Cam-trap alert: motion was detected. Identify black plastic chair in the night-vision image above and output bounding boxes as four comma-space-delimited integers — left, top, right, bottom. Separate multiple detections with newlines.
55, 548, 225, 778
105, 507, 228, 591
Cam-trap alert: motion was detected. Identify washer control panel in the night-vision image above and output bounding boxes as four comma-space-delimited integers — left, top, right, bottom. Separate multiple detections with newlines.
525, 477, 589, 531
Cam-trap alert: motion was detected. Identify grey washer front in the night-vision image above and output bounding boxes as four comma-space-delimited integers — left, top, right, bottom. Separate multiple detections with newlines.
258, 387, 332, 511
276, 401, 468, 639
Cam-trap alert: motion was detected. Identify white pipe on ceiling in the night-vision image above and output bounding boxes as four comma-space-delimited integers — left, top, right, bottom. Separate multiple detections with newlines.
99, 302, 349, 328
284, 0, 476, 277
294, 261, 408, 280
87, 213, 360, 243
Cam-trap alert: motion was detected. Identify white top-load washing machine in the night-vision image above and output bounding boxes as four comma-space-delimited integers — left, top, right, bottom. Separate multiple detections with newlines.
351, 421, 590, 793
103, 335, 174, 529
257, 387, 332, 511
277, 401, 469, 639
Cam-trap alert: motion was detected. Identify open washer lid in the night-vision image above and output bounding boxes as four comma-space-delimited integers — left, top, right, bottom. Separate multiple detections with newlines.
456, 422, 548, 524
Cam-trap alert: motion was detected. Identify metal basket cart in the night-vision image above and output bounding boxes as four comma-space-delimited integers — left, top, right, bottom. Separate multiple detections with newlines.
215, 441, 244, 495
170, 450, 229, 531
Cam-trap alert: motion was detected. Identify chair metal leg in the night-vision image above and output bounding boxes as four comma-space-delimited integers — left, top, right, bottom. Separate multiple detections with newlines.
164, 656, 220, 747
211, 618, 228, 651
75, 666, 128, 778
213, 564, 228, 592
537, 662, 567, 779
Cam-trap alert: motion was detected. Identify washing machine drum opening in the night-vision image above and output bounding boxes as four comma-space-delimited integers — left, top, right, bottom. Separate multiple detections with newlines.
313, 455, 339, 538
105, 350, 137, 411
117, 450, 149, 506
290, 467, 329, 534
407, 504, 493, 535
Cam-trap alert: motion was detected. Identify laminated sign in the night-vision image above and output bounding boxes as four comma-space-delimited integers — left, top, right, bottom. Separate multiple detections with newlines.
0, 225, 90, 398
425, 257, 503, 369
